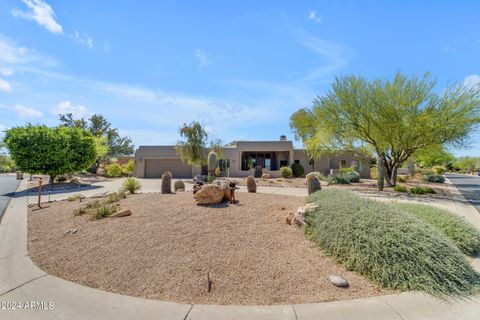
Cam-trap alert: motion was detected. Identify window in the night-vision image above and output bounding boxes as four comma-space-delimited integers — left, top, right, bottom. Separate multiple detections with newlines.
294, 160, 300, 164
339, 160, 347, 168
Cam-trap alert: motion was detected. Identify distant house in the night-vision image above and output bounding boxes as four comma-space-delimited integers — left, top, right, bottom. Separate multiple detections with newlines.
134, 140, 370, 178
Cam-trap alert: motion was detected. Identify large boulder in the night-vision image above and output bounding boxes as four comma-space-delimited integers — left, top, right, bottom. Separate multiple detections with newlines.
212, 179, 232, 201
194, 184, 225, 205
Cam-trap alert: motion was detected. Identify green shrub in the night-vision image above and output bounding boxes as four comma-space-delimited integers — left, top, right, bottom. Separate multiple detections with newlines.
370, 166, 378, 179
305, 189, 480, 296
291, 162, 305, 177
393, 185, 407, 192
94, 205, 117, 220
105, 162, 123, 177
397, 175, 408, 183
334, 175, 350, 184
344, 171, 360, 182
121, 177, 142, 194
280, 166, 293, 178
425, 174, 445, 183
106, 191, 127, 204
339, 167, 355, 173
85, 200, 101, 209
73, 207, 87, 216
392, 203, 480, 256
410, 187, 436, 194
122, 160, 135, 176
432, 165, 447, 175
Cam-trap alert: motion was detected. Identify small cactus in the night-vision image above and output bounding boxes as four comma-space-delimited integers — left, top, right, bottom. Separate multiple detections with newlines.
174, 180, 185, 191
161, 171, 172, 194
254, 165, 262, 178
246, 176, 256, 193
377, 157, 384, 191
207, 151, 217, 183
306, 172, 321, 195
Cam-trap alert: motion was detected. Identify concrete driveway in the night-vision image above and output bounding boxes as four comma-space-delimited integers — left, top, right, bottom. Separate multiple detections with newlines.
446, 173, 480, 214
0, 173, 20, 222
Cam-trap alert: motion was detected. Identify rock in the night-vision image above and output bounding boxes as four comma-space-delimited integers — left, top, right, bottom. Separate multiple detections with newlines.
292, 208, 306, 226
329, 275, 349, 288
193, 175, 207, 183
194, 184, 225, 205
111, 209, 132, 218
261, 173, 271, 179
304, 203, 319, 213
212, 179, 232, 201
72, 228, 77, 234
193, 182, 204, 195
285, 212, 295, 225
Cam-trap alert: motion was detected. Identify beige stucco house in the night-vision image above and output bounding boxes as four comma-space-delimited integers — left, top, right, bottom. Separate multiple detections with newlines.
134, 140, 370, 179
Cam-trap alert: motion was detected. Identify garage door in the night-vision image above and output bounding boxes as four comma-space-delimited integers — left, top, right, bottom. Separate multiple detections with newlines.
144, 159, 192, 178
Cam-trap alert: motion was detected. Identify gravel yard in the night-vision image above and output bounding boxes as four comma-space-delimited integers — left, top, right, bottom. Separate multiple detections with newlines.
28, 192, 387, 305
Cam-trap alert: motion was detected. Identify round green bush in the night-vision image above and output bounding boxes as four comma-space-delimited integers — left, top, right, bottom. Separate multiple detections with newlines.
425, 174, 445, 183
291, 162, 305, 177
105, 163, 123, 177
305, 189, 480, 296
393, 185, 407, 192
344, 171, 360, 182
410, 186, 436, 194
280, 166, 293, 178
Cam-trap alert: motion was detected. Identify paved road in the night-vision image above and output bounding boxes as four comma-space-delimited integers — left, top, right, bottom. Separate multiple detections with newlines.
0, 173, 20, 221
446, 173, 480, 213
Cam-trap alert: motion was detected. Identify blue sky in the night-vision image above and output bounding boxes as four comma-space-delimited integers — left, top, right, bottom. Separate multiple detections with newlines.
0, 0, 479, 156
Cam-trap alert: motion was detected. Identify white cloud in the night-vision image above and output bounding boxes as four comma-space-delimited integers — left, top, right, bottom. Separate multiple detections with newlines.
0, 67, 14, 76
0, 36, 31, 64
463, 75, 480, 89
308, 10, 321, 23
72, 30, 94, 50
13, 104, 43, 118
0, 78, 12, 93
50, 100, 90, 118
195, 49, 211, 69
297, 32, 349, 83
11, 0, 63, 34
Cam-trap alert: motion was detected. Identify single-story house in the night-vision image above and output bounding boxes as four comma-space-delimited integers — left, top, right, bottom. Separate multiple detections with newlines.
134, 140, 371, 179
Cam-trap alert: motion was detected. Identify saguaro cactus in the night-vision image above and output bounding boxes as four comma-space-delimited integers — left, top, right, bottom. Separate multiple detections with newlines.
161, 171, 172, 194
254, 165, 262, 178
207, 151, 217, 183
377, 157, 384, 191
306, 172, 321, 195
246, 175, 256, 193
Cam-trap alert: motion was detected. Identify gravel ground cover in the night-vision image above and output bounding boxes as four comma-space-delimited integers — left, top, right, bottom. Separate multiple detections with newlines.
28, 192, 387, 305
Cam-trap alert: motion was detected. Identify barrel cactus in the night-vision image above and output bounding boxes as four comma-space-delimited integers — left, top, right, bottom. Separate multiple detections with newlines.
306, 172, 321, 195
161, 171, 172, 194
207, 151, 217, 183
246, 175, 256, 193
254, 165, 262, 178
174, 180, 185, 191
377, 157, 384, 191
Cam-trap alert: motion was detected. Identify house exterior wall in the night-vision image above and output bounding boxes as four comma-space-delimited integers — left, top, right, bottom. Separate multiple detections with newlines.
134, 142, 371, 179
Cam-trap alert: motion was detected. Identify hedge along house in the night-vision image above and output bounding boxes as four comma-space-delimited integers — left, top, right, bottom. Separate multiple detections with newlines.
134, 140, 371, 179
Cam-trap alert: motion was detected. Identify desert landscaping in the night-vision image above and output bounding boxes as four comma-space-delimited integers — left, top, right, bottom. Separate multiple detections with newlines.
27, 191, 387, 305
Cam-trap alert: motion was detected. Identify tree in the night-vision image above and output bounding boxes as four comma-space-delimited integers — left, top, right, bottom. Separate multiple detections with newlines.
290, 72, 480, 186
59, 113, 134, 157
175, 122, 208, 165
453, 157, 480, 173
4, 125, 97, 185
414, 145, 454, 167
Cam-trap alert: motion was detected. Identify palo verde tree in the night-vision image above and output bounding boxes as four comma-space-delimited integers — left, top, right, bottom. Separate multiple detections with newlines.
4, 125, 97, 185
175, 121, 208, 165
290, 72, 480, 186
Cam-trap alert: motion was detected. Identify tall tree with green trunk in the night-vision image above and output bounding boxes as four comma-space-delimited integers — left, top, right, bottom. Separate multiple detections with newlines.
4, 125, 97, 186
175, 121, 208, 166
290, 72, 480, 186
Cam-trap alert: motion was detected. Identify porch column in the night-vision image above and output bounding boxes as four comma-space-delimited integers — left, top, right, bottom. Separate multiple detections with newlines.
288, 151, 294, 166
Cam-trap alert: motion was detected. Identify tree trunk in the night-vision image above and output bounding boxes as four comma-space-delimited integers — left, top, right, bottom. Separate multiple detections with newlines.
377, 156, 384, 191
390, 163, 400, 187
49, 175, 55, 189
